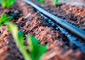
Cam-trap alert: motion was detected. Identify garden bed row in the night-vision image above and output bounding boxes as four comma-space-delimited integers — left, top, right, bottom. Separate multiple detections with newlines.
0, 0, 85, 60
31, 0, 85, 31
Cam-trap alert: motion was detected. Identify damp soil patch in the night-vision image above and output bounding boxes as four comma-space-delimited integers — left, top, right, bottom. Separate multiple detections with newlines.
0, 0, 85, 60
31, 0, 85, 31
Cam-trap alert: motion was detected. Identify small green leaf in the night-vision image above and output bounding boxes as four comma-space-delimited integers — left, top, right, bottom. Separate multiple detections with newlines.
0, 0, 15, 8
11, 0, 15, 5
1, 14, 6, 20
36, 0, 44, 3
0, 18, 1, 26
51, 0, 58, 4
18, 31, 24, 44
37, 45, 46, 60
2, 16, 13, 24
27, 34, 39, 52
1, 1, 6, 7
0, 14, 13, 26
27, 34, 46, 60
27, 34, 39, 60
5, 16, 13, 21
7, 22, 18, 40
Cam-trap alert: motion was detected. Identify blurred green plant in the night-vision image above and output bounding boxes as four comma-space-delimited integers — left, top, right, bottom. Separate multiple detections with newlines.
51, 0, 58, 4
36, 0, 44, 3
7, 22, 46, 60
27, 34, 46, 60
0, 14, 13, 26
7, 22, 31, 60
0, 0, 2, 3
0, 0, 15, 8
36, 0, 58, 4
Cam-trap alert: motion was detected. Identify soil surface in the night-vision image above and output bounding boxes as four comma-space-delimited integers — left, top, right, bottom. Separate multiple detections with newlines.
0, 0, 85, 60
31, 0, 85, 31
58, 0, 85, 6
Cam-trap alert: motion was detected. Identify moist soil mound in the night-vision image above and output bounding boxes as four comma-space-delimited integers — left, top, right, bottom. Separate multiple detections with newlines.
31, 0, 85, 31
0, 0, 85, 60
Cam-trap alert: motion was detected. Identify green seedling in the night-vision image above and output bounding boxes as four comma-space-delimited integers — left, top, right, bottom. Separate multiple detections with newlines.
0, 0, 15, 8
27, 34, 46, 60
51, 0, 58, 4
7, 22, 46, 60
0, 14, 13, 26
36, 0, 44, 3
7, 22, 31, 60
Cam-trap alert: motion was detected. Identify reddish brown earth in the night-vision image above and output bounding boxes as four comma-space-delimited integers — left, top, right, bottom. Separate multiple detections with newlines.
31, 0, 85, 31
0, 0, 85, 60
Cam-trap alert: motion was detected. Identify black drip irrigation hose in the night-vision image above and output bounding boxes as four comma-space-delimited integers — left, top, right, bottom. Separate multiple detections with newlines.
22, 0, 85, 40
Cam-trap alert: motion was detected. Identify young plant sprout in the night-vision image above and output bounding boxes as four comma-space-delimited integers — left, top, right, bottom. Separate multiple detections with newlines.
7, 22, 31, 60
51, 0, 58, 4
0, 14, 13, 26
36, 0, 44, 3
7, 22, 46, 60
0, 0, 15, 8
27, 34, 46, 60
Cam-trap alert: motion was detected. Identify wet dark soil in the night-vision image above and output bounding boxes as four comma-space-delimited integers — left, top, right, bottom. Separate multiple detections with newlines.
0, 0, 85, 60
